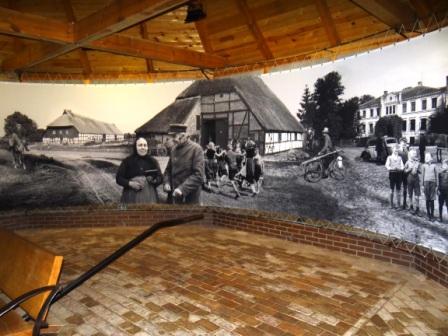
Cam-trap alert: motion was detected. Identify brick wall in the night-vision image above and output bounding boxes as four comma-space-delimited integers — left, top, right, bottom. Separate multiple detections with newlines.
0, 205, 446, 288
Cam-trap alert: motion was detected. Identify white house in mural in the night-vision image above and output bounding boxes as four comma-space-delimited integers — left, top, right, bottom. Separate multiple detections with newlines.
359, 77, 448, 144
136, 76, 305, 155
43, 110, 124, 144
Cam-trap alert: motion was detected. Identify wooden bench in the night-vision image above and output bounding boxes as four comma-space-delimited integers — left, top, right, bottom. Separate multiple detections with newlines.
0, 228, 63, 336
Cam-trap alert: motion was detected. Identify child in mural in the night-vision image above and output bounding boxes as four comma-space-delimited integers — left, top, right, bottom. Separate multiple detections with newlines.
116, 137, 163, 205
404, 149, 421, 215
385, 144, 404, 209
215, 145, 228, 193
398, 138, 409, 210
422, 153, 438, 221
204, 142, 218, 191
225, 143, 242, 199
438, 159, 448, 222
253, 148, 264, 195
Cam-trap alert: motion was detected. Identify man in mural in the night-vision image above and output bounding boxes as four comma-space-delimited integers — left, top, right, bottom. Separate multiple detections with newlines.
8, 123, 28, 169
438, 159, 448, 222
318, 127, 333, 177
419, 131, 427, 163
163, 124, 205, 204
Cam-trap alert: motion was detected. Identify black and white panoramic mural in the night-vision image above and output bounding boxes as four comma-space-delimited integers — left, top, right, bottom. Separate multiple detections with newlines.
1, 29, 448, 253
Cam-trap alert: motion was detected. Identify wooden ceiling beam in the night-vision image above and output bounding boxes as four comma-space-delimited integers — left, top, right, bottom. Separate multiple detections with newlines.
89, 34, 227, 69
0, 6, 74, 43
75, 0, 189, 44
349, 0, 417, 30
194, 1, 213, 53
19, 70, 205, 83
62, 0, 92, 76
235, 0, 273, 60
139, 23, 154, 72
315, 0, 341, 47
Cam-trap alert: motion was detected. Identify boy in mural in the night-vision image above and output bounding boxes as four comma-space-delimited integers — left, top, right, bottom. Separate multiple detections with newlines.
204, 142, 217, 192
8, 123, 28, 170
422, 153, 438, 221
438, 159, 448, 222
225, 143, 242, 199
404, 149, 421, 215
163, 124, 205, 204
398, 138, 409, 210
385, 144, 404, 209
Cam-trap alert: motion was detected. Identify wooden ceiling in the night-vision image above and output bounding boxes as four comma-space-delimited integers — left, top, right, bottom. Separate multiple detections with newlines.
0, 0, 446, 83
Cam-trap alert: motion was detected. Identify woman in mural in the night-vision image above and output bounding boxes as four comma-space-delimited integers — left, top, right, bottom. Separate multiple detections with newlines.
245, 138, 258, 196
253, 148, 264, 195
116, 137, 163, 205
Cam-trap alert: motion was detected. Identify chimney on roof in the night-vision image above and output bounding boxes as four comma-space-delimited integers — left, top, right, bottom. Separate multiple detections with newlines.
418, 81, 423, 86
446, 75, 448, 87
63, 109, 72, 115
383, 90, 388, 95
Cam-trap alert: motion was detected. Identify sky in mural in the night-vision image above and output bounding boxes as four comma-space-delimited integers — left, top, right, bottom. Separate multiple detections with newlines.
0, 28, 447, 136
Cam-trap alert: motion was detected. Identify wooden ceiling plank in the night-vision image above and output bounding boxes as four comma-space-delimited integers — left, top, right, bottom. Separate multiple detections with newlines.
89, 34, 227, 69
1, 0, 189, 71
0, 6, 74, 43
409, 0, 433, 27
194, 0, 213, 53
235, 0, 273, 60
75, 0, 189, 44
315, 0, 341, 46
139, 22, 154, 72
349, 0, 417, 30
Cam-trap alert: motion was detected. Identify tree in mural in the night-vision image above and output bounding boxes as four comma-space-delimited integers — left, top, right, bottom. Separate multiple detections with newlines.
339, 97, 360, 140
297, 85, 316, 128
298, 71, 362, 142
374, 115, 403, 139
359, 94, 375, 105
4, 111, 43, 142
429, 105, 448, 135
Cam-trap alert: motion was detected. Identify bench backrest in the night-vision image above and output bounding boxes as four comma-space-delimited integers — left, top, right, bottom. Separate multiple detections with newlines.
0, 229, 63, 320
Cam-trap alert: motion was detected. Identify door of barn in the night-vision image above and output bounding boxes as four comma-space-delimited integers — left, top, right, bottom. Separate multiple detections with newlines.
201, 118, 228, 148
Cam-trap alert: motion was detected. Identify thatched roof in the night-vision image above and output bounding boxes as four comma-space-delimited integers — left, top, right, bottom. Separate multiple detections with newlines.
47, 110, 122, 134
178, 76, 304, 132
136, 97, 199, 134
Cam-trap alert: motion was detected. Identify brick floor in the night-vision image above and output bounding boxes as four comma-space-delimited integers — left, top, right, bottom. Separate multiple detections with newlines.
19, 225, 448, 336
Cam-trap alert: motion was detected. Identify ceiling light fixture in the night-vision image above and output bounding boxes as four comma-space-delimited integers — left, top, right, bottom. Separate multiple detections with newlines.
185, 1, 206, 23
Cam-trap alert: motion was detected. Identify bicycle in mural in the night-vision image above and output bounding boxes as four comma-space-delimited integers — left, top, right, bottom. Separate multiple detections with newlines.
297, 150, 346, 183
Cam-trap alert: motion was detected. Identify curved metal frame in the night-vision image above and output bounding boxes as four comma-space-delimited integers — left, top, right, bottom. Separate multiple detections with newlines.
0, 214, 204, 336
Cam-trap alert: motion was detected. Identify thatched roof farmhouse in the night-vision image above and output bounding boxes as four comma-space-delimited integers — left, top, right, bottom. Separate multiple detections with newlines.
137, 76, 304, 154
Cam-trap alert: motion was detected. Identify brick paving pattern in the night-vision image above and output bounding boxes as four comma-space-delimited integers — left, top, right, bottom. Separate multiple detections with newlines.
19, 225, 448, 336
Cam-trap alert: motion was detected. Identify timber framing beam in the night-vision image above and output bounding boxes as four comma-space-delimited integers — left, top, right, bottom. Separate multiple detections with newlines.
235, 0, 273, 60
350, 0, 418, 31
139, 23, 154, 72
1, 0, 195, 71
89, 34, 227, 68
315, 0, 341, 47
0, 7, 73, 43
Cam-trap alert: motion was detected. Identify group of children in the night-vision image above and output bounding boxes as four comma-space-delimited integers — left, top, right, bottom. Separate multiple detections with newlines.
203, 139, 264, 199
385, 140, 448, 222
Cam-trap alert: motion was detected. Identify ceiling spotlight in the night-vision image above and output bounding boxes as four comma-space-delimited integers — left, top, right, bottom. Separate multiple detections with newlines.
185, 1, 206, 23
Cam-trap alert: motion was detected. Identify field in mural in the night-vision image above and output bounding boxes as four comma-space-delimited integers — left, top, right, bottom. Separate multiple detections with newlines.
1, 143, 447, 253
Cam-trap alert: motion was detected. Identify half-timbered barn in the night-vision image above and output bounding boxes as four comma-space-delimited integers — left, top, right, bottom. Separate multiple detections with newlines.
136, 76, 304, 154
43, 109, 123, 144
